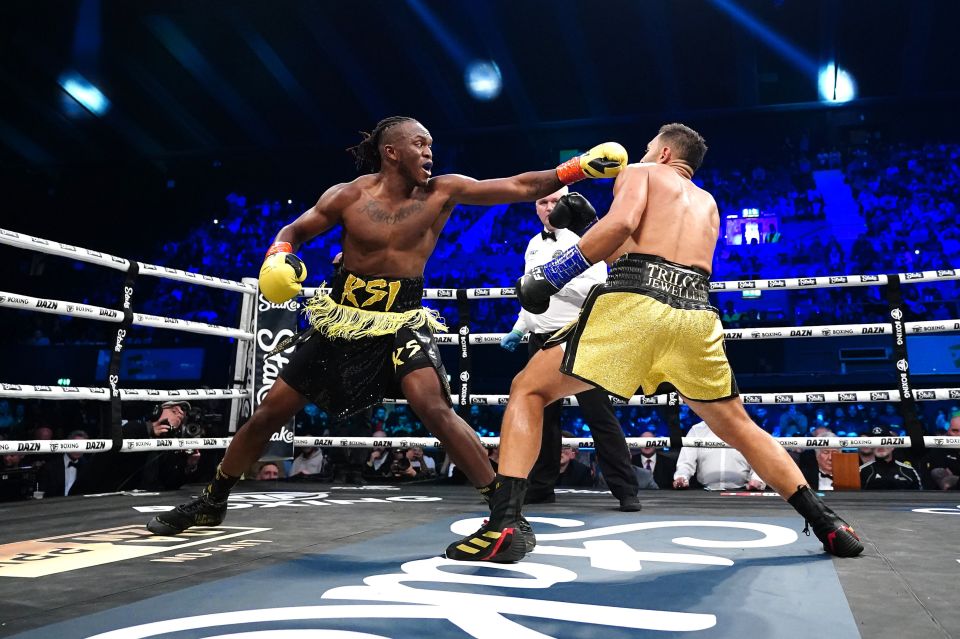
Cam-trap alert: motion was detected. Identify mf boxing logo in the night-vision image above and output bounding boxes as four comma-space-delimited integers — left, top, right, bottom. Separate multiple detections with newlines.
896, 359, 909, 372
269, 425, 294, 444
458, 372, 470, 383
870, 391, 891, 401
71, 515, 859, 639
0, 525, 272, 578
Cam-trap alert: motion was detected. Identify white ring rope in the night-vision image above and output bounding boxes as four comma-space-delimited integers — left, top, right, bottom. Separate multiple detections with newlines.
467, 387, 960, 406
0, 385, 249, 401
0, 228, 256, 295
0, 290, 254, 340
2, 435, 958, 455
6, 286, 957, 343
3, 227, 957, 302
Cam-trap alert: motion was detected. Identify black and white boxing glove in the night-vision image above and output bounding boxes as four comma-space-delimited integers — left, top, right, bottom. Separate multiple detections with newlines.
516, 244, 593, 314
548, 192, 598, 236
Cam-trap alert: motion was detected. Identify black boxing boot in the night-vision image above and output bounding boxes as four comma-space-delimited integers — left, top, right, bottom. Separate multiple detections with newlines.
448, 475, 530, 562
787, 485, 863, 557
478, 480, 536, 553
146, 464, 236, 535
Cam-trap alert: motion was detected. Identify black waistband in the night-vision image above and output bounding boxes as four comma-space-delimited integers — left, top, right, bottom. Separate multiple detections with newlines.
328, 268, 424, 313
606, 253, 712, 307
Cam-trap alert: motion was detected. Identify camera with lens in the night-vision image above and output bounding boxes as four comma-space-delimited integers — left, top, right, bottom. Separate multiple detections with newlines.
389, 449, 411, 475
181, 407, 224, 438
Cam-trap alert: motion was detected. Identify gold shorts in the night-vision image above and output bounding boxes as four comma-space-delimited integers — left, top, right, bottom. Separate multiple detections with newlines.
547, 254, 738, 402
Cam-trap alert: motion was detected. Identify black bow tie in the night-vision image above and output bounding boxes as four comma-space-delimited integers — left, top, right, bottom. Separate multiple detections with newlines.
68, 460, 79, 468
541, 230, 556, 241
819, 471, 832, 479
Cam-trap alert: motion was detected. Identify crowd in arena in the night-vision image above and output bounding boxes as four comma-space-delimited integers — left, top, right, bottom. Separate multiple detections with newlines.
3, 139, 960, 499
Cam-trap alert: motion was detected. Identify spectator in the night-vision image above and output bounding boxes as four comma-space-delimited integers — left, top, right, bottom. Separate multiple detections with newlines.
555, 434, 593, 489
673, 422, 765, 491
860, 428, 922, 490
920, 416, 960, 490
631, 430, 677, 489
405, 446, 437, 478
778, 405, 808, 437
36, 430, 92, 497
363, 430, 391, 478
256, 462, 281, 481
798, 432, 839, 491
91, 401, 202, 492
290, 447, 328, 479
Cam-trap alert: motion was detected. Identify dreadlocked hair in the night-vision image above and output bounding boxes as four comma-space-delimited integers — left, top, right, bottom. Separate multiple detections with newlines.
346, 116, 417, 173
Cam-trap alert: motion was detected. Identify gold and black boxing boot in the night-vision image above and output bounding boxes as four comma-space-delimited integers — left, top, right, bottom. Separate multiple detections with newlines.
146, 464, 235, 535
478, 480, 536, 553
449, 475, 530, 562
788, 485, 864, 557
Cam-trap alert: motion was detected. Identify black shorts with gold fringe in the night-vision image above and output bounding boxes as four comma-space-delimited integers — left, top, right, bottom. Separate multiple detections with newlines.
545, 253, 739, 402
279, 268, 451, 419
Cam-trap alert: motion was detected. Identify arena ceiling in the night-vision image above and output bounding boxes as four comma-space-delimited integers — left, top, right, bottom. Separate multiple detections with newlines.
1, 0, 959, 171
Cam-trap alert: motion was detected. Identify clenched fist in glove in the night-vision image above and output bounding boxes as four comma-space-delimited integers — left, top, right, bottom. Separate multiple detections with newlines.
259, 242, 307, 303
555, 142, 628, 185
548, 192, 598, 236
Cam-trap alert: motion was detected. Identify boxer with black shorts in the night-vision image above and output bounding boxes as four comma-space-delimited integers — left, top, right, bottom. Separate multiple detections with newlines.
147, 116, 627, 536
447, 123, 863, 563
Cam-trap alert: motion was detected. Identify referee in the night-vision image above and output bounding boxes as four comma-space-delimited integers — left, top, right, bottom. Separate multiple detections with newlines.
501, 187, 641, 511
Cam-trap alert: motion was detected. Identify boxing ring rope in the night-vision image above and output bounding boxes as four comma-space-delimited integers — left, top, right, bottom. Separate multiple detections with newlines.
2, 226, 960, 455
3, 435, 959, 455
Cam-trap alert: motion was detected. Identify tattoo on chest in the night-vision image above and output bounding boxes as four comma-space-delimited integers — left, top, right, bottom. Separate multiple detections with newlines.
364, 200, 424, 225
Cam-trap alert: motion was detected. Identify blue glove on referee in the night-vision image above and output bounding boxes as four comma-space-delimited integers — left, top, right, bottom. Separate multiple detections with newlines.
500, 329, 524, 352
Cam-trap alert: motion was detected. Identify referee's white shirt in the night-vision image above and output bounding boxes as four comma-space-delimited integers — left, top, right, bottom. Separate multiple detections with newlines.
511, 228, 607, 335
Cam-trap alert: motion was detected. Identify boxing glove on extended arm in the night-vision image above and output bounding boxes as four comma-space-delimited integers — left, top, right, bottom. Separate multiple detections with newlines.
548, 192, 599, 236
516, 244, 593, 314
555, 142, 628, 185
259, 241, 307, 303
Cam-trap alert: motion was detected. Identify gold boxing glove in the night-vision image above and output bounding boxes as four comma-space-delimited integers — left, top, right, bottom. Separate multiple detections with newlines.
556, 142, 628, 184
259, 242, 307, 303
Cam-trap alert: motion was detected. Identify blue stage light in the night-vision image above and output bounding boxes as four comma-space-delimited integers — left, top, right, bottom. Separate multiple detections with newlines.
465, 61, 502, 101
818, 64, 856, 103
59, 71, 110, 116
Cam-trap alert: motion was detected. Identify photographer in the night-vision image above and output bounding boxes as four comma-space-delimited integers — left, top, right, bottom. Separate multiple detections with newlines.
95, 401, 203, 492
